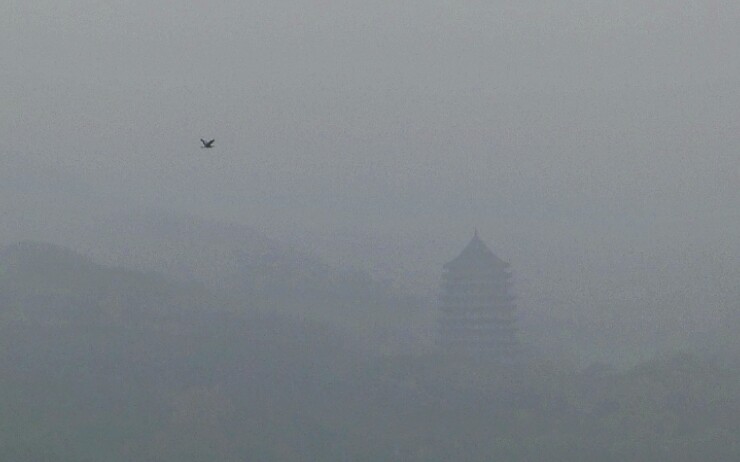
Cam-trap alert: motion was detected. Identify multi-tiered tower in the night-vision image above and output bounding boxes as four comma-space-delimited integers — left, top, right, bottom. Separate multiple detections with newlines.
438, 232, 517, 358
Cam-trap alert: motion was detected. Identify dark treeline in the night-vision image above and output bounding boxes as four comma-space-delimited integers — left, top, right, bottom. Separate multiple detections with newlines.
1, 241, 739, 461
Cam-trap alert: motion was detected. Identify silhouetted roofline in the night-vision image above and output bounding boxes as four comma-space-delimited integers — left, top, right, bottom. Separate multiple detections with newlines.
444, 232, 509, 270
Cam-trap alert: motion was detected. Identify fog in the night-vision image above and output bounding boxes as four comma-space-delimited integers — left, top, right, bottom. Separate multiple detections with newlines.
2, 1, 740, 459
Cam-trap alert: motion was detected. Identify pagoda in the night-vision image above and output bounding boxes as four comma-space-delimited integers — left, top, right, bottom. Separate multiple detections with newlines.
438, 231, 518, 357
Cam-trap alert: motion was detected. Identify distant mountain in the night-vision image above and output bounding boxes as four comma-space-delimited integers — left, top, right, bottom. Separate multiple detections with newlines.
0, 241, 231, 327
61, 211, 432, 351
0, 152, 433, 349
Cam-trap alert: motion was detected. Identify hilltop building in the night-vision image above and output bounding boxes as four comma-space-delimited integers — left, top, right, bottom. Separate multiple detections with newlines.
438, 231, 518, 358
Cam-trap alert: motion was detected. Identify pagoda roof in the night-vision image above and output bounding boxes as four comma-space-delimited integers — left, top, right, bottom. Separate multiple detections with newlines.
444, 231, 510, 271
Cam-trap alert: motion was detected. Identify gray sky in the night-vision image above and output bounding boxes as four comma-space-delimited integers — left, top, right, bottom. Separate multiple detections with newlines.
3, 1, 740, 334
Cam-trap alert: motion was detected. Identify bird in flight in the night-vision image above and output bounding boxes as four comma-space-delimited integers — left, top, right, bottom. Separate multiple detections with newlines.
200, 138, 215, 148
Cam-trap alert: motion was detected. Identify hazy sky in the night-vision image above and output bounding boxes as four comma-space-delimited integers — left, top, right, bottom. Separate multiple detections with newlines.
3, 1, 740, 326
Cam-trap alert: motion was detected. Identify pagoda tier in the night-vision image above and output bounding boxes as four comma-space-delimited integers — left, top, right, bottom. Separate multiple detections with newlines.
438, 232, 518, 358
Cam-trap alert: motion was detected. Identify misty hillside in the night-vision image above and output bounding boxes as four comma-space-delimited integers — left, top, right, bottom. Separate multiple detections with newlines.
0, 241, 234, 327
0, 153, 428, 352
1, 242, 739, 461
69, 212, 428, 351
0, 234, 427, 350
